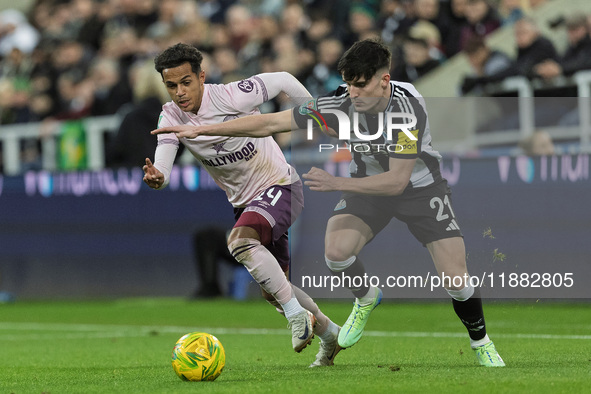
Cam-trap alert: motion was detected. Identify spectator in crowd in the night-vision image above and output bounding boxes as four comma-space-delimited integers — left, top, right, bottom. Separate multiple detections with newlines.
305, 37, 344, 96
391, 36, 440, 82
303, 12, 335, 46
536, 13, 591, 125
413, 0, 452, 55
534, 13, 591, 81
53, 71, 94, 120
212, 46, 247, 83
460, 17, 561, 131
414, 0, 441, 23
0, 47, 34, 123
408, 19, 446, 62
0, 8, 40, 56
465, 16, 558, 91
438, 0, 469, 57
498, 0, 529, 26
103, 0, 158, 39
519, 130, 556, 156
225, 4, 255, 55
498, 16, 558, 79
144, 0, 186, 40
461, 36, 512, 94
378, 0, 416, 46
105, 61, 170, 168
349, 4, 378, 38
459, 0, 501, 51
0, 74, 31, 124
196, 0, 236, 24
72, 0, 106, 52
88, 57, 133, 116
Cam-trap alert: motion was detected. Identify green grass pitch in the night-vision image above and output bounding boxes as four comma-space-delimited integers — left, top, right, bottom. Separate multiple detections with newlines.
1, 298, 590, 393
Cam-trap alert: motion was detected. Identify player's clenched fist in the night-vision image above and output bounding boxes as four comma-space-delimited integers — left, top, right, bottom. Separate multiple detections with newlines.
302, 167, 340, 192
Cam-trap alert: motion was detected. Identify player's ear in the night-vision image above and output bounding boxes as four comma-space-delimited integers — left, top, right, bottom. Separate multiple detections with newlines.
199, 70, 205, 83
381, 72, 391, 88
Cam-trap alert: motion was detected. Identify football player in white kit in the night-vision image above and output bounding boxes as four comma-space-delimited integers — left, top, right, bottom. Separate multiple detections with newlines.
142, 43, 340, 367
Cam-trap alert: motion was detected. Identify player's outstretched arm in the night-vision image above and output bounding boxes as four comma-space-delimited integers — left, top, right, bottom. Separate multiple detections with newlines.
151, 110, 294, 139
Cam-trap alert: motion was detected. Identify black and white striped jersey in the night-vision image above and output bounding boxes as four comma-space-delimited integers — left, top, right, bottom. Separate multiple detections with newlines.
293, 80, 443, 190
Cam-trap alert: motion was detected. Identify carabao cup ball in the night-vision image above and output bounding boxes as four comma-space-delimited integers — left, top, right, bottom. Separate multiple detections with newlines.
171, 332, 225, 381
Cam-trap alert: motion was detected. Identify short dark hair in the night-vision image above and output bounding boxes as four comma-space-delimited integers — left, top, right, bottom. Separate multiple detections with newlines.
154, 43, 203, 76
337, 39, 392, 82
463, 36, 487, 54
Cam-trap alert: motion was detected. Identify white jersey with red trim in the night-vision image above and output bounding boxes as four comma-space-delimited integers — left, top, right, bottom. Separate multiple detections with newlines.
155, 73, 305, 207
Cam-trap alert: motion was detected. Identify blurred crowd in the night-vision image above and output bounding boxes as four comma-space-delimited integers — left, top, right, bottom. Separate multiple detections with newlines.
0, 0, 589, 169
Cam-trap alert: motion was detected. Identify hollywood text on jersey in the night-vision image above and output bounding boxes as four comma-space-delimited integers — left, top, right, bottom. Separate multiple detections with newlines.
199, 141, 258, 167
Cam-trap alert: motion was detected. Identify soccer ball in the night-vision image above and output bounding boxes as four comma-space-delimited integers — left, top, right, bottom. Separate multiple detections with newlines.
171, 332, 225, 381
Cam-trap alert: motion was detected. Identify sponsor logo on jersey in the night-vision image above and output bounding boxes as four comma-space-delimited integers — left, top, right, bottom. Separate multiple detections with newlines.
237, 79, 255, 93
200, 142, 258, 167
298, 99, 318, 115
212, 142, 231, 154
395, 129, 419, 155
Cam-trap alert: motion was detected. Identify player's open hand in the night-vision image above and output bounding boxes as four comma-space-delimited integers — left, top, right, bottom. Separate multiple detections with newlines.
142, 158, 164, 189
151, 125, 203, 139
302, 167, 340, 192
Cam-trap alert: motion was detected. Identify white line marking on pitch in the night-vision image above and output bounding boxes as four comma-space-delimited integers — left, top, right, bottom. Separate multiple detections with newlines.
0, 322, 590, 340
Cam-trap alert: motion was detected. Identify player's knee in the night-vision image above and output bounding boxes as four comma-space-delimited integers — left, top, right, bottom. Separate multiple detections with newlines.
324, 246, 355, 264
227, 237, 260, 265
227, 225, 258, 246
325, 255, 356, 273
446, 284, 475, 300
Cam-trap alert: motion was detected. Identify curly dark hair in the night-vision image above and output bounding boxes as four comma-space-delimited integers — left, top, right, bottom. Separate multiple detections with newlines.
337, 39, 392, 83
154, 43, 203, 76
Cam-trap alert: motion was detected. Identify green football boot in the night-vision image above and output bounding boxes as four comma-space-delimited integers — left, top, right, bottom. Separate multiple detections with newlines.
338, 287, 382, 348
474, 341, 505, 367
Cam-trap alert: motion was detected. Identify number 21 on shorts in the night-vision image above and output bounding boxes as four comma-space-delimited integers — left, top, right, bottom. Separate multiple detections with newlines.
430, 195, 460, 231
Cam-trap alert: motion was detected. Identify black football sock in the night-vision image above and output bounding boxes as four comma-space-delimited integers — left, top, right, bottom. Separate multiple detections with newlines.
450, 287, 487, 341
340, 256, 371, 299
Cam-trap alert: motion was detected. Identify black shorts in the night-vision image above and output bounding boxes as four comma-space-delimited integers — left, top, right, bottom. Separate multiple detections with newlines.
330, 179, 463, 246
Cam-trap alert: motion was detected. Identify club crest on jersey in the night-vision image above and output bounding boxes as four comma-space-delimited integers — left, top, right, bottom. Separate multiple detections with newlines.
298, 99, 317, 115
237, 79, 255, 93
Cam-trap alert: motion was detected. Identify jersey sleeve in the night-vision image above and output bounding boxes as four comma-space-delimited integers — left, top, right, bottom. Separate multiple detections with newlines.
153, 108, 179, 188
292, 85, 349, 130
256, 72, 311, 105
218, 72, 310, 115
388, 95, 427, 160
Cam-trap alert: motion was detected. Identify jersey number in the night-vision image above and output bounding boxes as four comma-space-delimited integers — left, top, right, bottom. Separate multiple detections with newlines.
254, 187, 282, 206
429, 195, 455, 222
